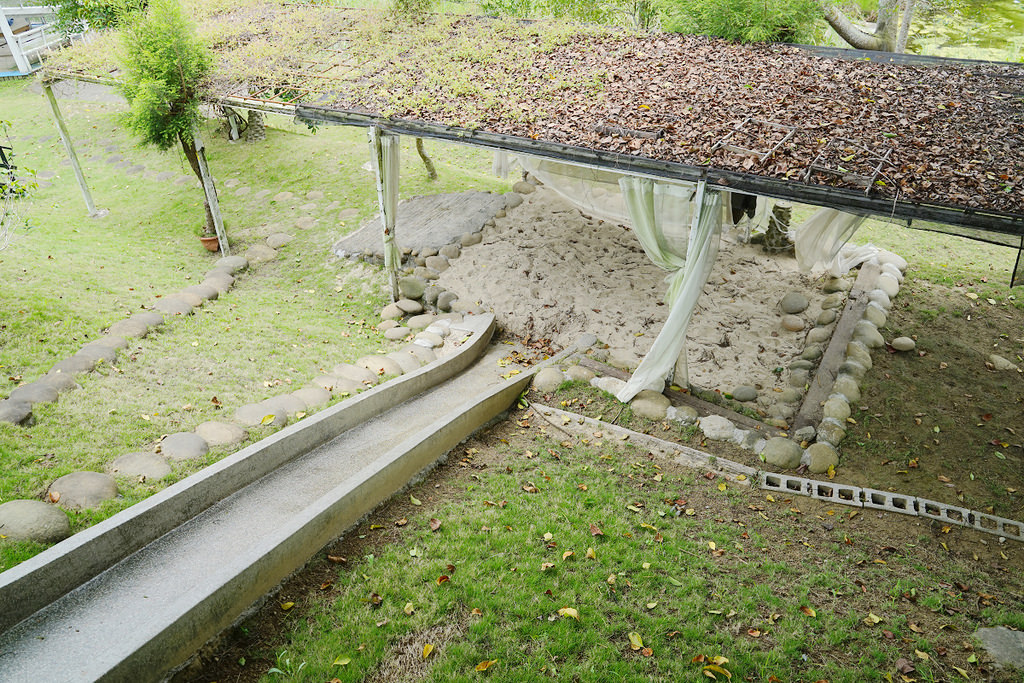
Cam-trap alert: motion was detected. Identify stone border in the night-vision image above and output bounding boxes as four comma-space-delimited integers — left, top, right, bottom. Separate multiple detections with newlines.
354, 175, 909, 477
533, 403, 1024, 545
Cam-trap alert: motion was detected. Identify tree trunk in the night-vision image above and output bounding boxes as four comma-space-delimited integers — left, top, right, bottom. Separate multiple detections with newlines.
177, 132, 216, 235
818, 0, 900, 52
896, 0, 915, 53
246, 110, 266, 143
415, 137, 437, 180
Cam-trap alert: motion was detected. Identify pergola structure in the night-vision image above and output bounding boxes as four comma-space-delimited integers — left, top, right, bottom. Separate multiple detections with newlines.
36, 2, 1024, 398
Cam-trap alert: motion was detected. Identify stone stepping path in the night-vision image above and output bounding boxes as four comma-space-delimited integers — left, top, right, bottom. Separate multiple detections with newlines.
0, 129, 359, 542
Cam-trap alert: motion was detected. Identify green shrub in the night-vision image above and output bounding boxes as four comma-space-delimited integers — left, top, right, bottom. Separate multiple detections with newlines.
658, 0, 823, 43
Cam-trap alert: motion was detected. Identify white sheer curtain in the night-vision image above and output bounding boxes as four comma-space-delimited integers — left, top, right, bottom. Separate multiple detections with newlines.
791, 207, 868, 274
616, 178, 723, 402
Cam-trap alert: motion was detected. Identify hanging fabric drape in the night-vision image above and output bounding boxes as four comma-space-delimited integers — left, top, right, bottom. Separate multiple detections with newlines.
616, 178, 723, 402
368, 127, 401, 300
790, 207, 867, 274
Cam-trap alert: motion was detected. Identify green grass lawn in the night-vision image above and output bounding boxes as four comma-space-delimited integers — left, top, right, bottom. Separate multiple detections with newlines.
205, 415, 1023, 682
0, 77, 508, 569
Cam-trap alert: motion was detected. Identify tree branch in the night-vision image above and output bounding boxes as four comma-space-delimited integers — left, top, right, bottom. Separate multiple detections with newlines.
817, 1, 889, 51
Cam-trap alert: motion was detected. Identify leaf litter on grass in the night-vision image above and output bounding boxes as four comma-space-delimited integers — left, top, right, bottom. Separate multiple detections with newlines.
190, 411, 1024, 683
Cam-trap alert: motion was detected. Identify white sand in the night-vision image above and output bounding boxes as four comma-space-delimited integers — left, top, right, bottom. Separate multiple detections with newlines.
436, 188, 827, 398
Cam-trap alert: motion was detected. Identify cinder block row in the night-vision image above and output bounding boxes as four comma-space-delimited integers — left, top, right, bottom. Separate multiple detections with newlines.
917, 498, 972, 527
860, 487, 917, 516
753, 474, 1023, 544
759, 472, 811, 496
809, 480, 863, 507
972, 510, 1024, 539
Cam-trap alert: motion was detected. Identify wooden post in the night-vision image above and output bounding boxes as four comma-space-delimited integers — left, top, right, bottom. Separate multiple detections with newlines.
369, 126, 400, 301
192, 128, 230, 257
42, 83, 101, 217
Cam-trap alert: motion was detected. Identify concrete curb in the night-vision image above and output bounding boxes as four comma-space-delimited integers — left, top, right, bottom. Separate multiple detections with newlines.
113, 353, 537, 682
0, 314, 495, 633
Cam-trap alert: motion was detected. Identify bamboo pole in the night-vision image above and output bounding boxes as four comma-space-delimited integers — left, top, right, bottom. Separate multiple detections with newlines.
42, 83, 101, 217
192, 128, 230, 256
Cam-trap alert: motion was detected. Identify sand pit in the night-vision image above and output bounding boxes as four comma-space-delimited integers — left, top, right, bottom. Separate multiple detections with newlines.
435, 187, 829, 400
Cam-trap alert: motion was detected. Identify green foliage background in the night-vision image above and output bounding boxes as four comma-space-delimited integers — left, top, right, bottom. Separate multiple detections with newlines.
657, 0, 824, 43
118, 0, 211, 152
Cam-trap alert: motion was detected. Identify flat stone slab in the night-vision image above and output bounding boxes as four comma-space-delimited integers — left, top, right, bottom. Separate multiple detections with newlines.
154, 296, 194, 316
333, 191, 506, 259
172, 290, 205, 307
245, 244, 277, 264
263, 394, 306, 418
48, 471, 118, 510
292, 386, 331, 410
402, 344, 436, 364
357, 355, 403, 378
976, 626, 1024, 669
0, 399, 32, 424
158, 432, 210, 461
181, 283, 218, 301
108, 452, 172, 481
37, 373, 80, 393
8, 382, 58, 405
77, 344, 119, 364
386, 351, 421, 374
0, 500, 70, 543
333, 364, 377, 386
194, 421, 247, 447
234, 402, 286, 428
48, 355, 97, 376
134, 311, 165, 328
203, 273, 235, 295
266, 233, 294, 249
215, 255, 249, 273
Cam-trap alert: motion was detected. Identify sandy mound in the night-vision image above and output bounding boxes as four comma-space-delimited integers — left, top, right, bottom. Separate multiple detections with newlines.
435, 188, 827, 396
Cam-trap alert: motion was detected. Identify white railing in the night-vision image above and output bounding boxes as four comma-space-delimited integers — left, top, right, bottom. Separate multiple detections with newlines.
0, 4, 62, 75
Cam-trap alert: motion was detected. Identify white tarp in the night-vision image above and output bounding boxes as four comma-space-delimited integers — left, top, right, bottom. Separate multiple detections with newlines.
616, 178, 723, 402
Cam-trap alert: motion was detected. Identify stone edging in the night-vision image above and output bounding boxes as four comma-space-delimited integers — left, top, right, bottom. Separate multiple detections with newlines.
533, 403, 1024, 545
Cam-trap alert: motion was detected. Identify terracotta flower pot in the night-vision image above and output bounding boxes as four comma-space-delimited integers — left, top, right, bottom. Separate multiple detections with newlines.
199, 235, 220, 252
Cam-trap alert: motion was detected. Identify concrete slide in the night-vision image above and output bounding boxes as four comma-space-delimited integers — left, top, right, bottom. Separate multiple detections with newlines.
0, 313, 538, 682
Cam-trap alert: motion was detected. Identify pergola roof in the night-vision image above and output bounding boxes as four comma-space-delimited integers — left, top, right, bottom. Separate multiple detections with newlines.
43, 2, 1024, 238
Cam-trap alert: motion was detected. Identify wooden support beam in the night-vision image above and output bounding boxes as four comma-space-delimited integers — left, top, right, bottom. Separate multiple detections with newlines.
42, 84, 101, 217
792, 263, 881, 430
368, 126, 400, 301
192, 129, 230, 257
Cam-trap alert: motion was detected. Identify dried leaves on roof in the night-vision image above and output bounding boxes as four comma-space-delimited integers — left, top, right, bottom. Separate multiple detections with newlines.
45, 3, 1024, 215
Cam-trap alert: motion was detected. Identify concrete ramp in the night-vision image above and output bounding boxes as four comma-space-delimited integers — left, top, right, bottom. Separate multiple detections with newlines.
0, 314, 538, 682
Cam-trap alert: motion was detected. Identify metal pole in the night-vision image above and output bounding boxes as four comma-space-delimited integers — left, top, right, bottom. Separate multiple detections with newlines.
192, 128, 229, 257
42, 83, 101, 217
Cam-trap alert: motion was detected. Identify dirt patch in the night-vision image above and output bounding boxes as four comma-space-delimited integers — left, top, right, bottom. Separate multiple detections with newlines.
836, 280, 1024, 521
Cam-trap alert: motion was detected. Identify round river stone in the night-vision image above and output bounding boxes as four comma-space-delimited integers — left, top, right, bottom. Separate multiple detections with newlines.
0, 500, 70, 543
48, 471, 118, 510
